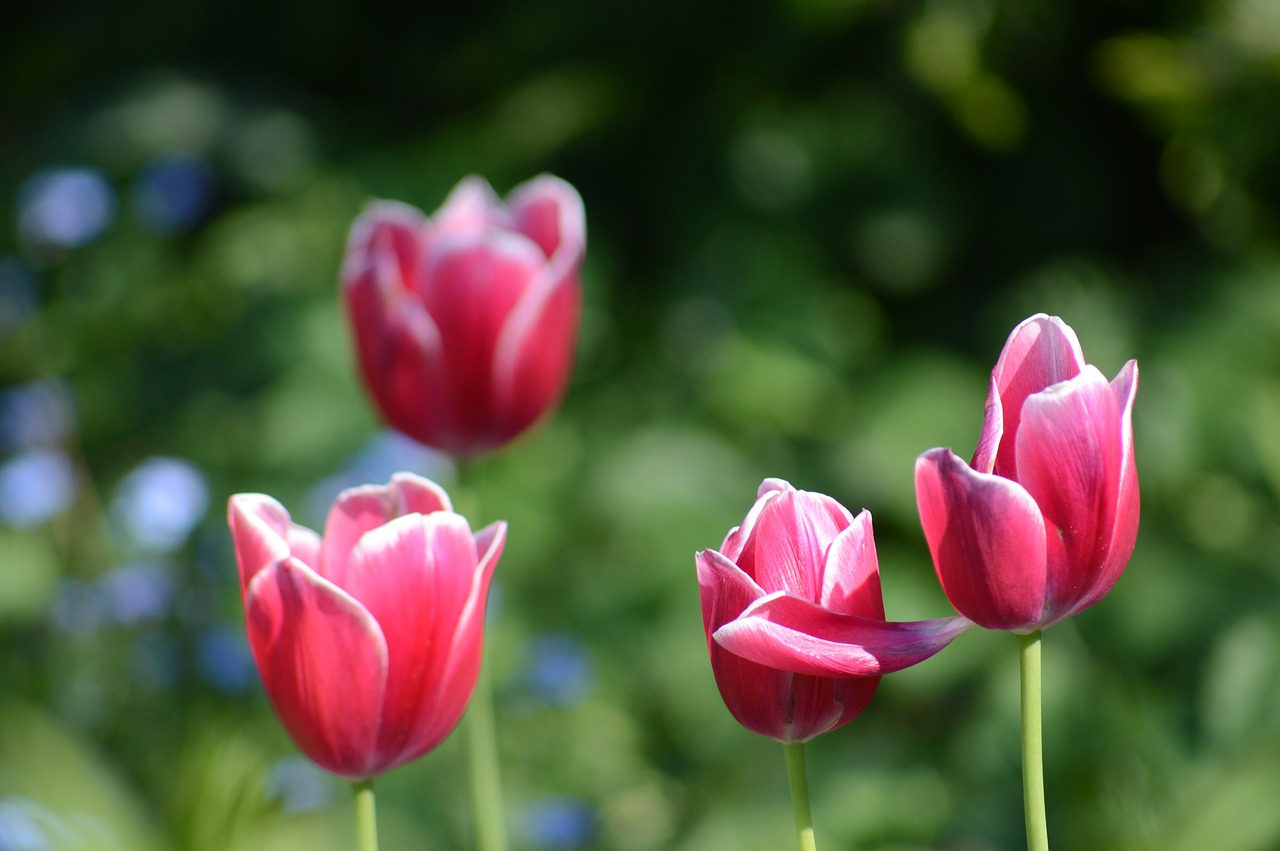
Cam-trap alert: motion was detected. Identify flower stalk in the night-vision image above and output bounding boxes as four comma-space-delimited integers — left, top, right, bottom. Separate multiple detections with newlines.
354, 780, 379, 851
1018, 630, 1049, 851
784, 742, 818, 851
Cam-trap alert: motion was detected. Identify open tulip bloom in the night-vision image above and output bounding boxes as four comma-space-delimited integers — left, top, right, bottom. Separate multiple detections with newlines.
229, 473, 505, 851
698, 479, 971, 851
341, 174, 585, 459
914, 314, 1139, 851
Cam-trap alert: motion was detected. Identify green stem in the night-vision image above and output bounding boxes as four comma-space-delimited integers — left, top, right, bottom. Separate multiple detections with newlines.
455, 459, 508, 851
353, 780, 379, 851
783, 742, 818, 851
1018, 630, 1049, 851
465, 657, 507, 851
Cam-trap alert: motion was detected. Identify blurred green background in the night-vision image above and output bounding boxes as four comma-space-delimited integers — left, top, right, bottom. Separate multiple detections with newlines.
2, 0, 1280, 849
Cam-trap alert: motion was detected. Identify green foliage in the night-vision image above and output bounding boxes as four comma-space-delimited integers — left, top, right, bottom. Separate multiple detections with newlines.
3, 0, 1280, 848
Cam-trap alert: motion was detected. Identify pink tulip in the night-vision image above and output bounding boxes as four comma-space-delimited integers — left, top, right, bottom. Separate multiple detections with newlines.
915, 314, 1139, 631
342, 174, 585, 457
228, 473, 505, 780
698, 479, 972, 743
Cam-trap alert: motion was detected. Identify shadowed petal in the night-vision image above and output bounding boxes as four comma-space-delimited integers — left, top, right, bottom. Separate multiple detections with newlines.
696, 548, 791, 738
244, 559, 388, 781
916, 448, 1048, 630
508, 174, 586, 262
714, 592, 972, 676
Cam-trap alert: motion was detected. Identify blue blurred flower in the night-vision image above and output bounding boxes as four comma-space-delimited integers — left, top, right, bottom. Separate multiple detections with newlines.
196, 623, 258, 693
0, 449, 77, 527
133, 155, 216, 233
99, 562, 175, 624
518, 797, 597, 849
17, 167, 115, 252
264, 757, 337, 813
520, 634, 593, 707
0, 378, 75, 453
0, 797, 50, 851
111, 456, 209, 552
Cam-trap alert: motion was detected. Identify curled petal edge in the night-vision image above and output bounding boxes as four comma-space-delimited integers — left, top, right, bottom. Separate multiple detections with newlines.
714, 591, 972, 677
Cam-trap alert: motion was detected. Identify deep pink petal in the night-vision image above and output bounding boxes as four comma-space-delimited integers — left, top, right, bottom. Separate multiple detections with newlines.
715, 592, 972, 676
489, 265, 581, 447
719, 479, 789, 563
970, 375, 1004, 475
696, 549, 791, 738
915, 448, 1048, 630
244, 559, 388, 780
427, 177, 506, 247
819, 510, 884, 618
746, 489, 851, 601
406, 520, 506, 763
420, 231, 546, 454
342, 252, 448, 447
228, 494, 295, 593
508, 174, 586, 262
342, 200, 425, 297
1017, 364, 1135, 624
989, 314, 1086, 480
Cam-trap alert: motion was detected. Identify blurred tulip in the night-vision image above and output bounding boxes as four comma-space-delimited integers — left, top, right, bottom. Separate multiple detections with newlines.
342, 174, 585, 457
698, 479, 971, 743
229, 473, 505, 780
915, 314, 1139, 631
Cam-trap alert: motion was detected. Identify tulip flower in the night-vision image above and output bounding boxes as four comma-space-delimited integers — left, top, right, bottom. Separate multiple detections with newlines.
341, 174, 585, 458
914, 314, 1139, 851
914, 313, 1139, 632
698, 479, 969, 851
699, 478, 971, 742
228, 473, 505, 782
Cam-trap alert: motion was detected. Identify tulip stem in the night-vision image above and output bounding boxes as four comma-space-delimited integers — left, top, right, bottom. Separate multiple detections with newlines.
465, 657, 508, 851
353, 780, 379, 851
783, 742, 818, 851
1018, 630, 1049, 851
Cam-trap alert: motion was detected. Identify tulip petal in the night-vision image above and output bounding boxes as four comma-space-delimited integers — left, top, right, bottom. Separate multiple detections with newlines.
508, 174, 586, 263
820, 509, 884, 618
416, 520, 506, 756
244, 558, 388, 780
430, 176, 506, 241
696, 548, 792, 738
1017, 364, 1134, 624
421, 230, 547, 453
714, 591, 972, 676
228, 494, 294, 593
747, 489, 852, 602
989, 314, 1085, 480
339, 512, 481, 768
490, 262, 580, 447
719, 480, 788, 562
343, 246, 449, 447
342, 201, 425, 297
916, 448, 1048, 630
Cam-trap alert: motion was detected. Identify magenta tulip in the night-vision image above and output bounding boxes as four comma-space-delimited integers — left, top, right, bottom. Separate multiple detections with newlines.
698, 479, 971, 743
228, 473, 505, 780
342, 174, 585, 458
915, 314, 1139, 631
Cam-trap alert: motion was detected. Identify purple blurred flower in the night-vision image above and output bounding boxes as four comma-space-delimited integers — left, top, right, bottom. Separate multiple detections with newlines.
133, 155, 216, 233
